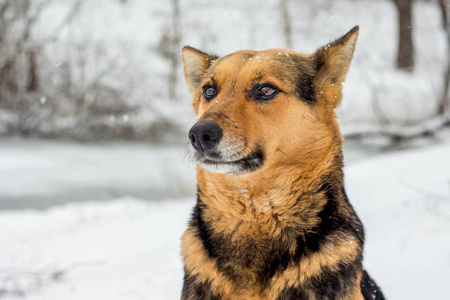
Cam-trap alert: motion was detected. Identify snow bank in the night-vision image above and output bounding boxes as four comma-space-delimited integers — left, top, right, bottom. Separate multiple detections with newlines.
0, 198, 192, 300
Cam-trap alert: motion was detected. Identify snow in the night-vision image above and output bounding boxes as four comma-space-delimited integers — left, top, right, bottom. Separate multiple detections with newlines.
1, 142, 450, 299
347, 143, 450, 299
0, 198, 191, 300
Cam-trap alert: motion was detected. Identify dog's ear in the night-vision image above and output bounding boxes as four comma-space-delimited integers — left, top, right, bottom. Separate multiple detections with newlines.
182, 46, 218, 95
313, 26, 358, 89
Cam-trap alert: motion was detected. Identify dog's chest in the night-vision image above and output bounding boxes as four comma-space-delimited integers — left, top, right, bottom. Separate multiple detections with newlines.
194, 218, 297, 288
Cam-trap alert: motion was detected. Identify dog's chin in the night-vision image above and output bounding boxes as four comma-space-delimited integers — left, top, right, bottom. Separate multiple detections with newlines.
193, 148, 265, 175
197, 161, 241, 174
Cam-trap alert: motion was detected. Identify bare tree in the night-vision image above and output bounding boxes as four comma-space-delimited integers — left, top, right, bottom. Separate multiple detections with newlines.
169, 0, 181, 101
438, 0, 450, 114
281, 0, 292, 49
393, 0, 415, 70
346, 0, 450, 144
157, 0, 182, 101
26, 50, 39, 92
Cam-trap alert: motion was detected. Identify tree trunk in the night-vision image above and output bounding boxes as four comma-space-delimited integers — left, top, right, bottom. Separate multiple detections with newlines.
394, 0, 414, 71
281, 0, 292, 49
438, 0, 450, 115
27, 50, 39, 92
168, 0, 181, 101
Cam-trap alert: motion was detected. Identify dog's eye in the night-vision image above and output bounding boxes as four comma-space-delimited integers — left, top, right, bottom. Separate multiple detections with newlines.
203, 85, 217, 101
255, 84, 279, 101
259, 86, 276, 97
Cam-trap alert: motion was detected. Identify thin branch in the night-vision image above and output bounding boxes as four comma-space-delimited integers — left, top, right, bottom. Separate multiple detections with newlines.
400, 179, 450, 220
50, 0, 85, 41
438, 0, 450, 114
401, 180, 450, 203
0, 260, 104, 297
281, 0, 292, 49
343, 114, 450, 140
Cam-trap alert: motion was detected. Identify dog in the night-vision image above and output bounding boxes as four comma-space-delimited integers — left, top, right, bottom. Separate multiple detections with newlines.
180, 26, 385, 300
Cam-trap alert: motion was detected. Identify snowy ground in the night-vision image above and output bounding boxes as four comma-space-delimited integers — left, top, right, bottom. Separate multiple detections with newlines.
1, 141, 450, 299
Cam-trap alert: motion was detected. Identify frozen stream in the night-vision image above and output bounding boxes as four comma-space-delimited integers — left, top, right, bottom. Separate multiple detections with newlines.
1, 137, 385, 210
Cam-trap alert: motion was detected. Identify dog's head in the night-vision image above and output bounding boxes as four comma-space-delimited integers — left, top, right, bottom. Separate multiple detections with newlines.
183, 27, 358, 175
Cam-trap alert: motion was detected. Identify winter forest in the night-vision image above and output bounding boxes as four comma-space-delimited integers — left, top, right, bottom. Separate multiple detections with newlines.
1, 0, 450, 299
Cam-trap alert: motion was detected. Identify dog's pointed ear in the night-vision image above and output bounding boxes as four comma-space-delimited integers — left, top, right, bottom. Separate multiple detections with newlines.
313, 26, 359, 87
182, 46, 218, 95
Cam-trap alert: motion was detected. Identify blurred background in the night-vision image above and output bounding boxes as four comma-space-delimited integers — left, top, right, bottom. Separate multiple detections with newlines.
0, 0, 449, 209
1, 0, 449, 299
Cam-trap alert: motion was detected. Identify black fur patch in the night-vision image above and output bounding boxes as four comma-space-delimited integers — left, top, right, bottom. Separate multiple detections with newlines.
277, 55, 316, 105
181, 273, 220, 300
275, 286, 309, 300
191, 197, 216, 259
239, 145, 265, 172
200, 145, 265, 174
361, 270, 385, 300
308, 262, 359, 299
291, 178, 364, 263
276, 261, 360, 300
297, 74, 316, 105
341, 186, 365, 245
292, 58, 316, 105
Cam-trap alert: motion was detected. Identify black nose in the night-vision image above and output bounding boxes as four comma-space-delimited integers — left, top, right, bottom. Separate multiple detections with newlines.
189, 121, 223, 152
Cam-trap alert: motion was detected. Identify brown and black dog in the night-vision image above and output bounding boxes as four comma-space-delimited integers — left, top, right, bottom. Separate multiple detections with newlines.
180, 26, 384, 300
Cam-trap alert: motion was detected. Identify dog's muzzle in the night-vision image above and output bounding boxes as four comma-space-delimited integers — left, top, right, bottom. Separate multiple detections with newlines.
188, 121, 265, 174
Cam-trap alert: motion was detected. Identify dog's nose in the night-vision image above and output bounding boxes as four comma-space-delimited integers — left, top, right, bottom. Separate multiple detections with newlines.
189, 122, 223, 152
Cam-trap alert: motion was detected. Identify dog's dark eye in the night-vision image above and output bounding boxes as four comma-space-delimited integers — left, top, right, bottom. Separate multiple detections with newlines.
203, 85, 217, 101
259, 86, 276, 97
254, 84, 279, 101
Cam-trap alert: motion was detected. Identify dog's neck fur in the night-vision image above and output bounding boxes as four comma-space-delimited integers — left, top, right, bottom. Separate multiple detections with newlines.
196, 131, 350, 236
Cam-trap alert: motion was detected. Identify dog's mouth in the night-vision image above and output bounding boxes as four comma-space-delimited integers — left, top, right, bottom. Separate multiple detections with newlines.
193, 146, 265, 174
